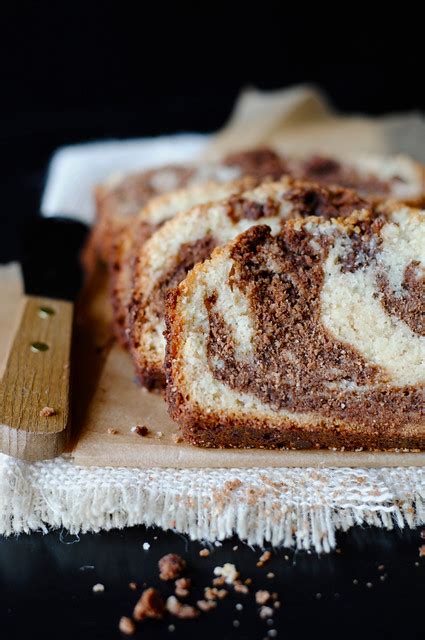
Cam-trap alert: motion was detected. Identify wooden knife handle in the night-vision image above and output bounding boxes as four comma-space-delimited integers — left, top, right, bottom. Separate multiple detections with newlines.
0, 295, 73, 461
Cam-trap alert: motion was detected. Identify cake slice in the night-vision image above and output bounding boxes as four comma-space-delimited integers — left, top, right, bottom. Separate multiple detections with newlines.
165, 205, 425, 450
93, 164, 240, 263
110, 177, 259, 345
94, 149, 425, 264
129, 178, 370, 388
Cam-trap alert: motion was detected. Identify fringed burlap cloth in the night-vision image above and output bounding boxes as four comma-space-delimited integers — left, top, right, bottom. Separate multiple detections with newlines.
2, 86, 425, 551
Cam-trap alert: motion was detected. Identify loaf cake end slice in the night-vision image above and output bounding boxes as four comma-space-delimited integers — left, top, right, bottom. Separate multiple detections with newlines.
165, 206, 425, 450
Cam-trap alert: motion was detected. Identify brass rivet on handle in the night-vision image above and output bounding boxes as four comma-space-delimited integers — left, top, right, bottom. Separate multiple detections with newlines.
30, 342, 49, 352
39, 306, 55, 318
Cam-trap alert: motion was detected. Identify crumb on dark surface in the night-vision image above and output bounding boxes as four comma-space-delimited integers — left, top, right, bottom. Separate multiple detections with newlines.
197, 599, 217, 612
175, 577, 191, 598
259, 605, 274, 619
257, 550, 272, 567
234, 581, 249, 594
159, 554, 186, 581
166, 596, 199, 619
133, 587, 165, 621
119, 616, 136, 635
213, 563, 239, 584
199, 549, 210, 557
255, 590, 271, 605
204, 587, 228, 601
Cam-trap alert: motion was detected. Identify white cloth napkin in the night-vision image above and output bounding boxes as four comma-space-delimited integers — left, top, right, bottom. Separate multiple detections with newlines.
41, 134, 209, 224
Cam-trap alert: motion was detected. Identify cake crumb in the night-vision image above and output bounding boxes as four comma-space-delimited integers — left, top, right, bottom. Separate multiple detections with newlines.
133, 587, 165, 621
197, 599, 217, 612
39, 406, 55, 417
224, 479, 243, 491
166, 596, 199, 619
172, 433, 183, 444
419, 545, 425, 557
235, 603, 243, 611
92, 583, 105, 593
212, 576, 226, 586
175, 577, 191, 598
273, 601, 281, 609
156, 431, 163, 438
234, 581, 249, 594
420, 530, 425, 539
377, 564, 385, 571
128, 582, 137, 591
199, 549, 210, 557
118, 616, 135, 635
255, 590, 271, 605
131, 425, 149, 436
259, 605, 274, 619
267, 572, 275, 579
107, 428, 119, 435
214, 563, 239, 584
233, 545, 239, 551
366, 582, 373, 588
143, 542, 150, 551
204, 587, 227, 601
159, 554, 186, 581
257, 551, 272, 568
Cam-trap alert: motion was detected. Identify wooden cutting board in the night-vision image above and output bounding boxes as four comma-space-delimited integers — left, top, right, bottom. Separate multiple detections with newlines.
2, 263, 425, 467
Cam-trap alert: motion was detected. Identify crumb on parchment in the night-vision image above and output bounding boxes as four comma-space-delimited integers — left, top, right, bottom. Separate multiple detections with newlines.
40, 406, 55, 417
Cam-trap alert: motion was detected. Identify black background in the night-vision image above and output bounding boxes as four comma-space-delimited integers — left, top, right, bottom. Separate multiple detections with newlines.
0, 5, 425, 639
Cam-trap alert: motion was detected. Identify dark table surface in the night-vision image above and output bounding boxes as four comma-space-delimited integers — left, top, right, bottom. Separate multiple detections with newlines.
1, 49, 425, 638
1, 525, 424, 640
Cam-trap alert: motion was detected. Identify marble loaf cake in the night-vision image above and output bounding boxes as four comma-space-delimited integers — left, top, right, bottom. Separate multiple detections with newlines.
130, 179, 370, 389
165, 205, 425, 451
96, 148, 424, 346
